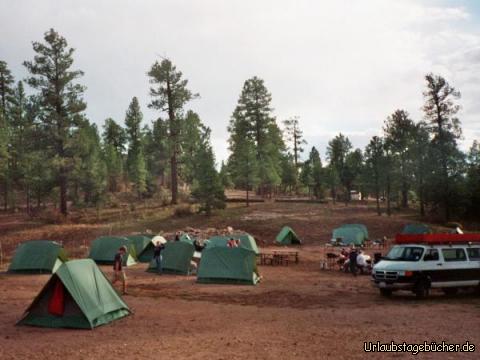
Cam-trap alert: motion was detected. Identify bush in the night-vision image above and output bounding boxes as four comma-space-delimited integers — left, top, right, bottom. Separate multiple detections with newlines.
174, 204, 193, 217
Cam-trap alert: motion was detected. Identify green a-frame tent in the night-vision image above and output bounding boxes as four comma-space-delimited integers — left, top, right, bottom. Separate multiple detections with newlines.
88, 236, 137, 266
206, 233, 259, 254
8, 240, 68, 274
126, 234, 155, 263
147, 241, 195, 275
275, 226, 301, 245
197, 247, 259, 285
17, 259, 131, 329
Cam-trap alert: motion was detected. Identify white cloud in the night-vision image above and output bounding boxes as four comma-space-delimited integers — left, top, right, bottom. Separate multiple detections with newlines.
1, 0, 479, 161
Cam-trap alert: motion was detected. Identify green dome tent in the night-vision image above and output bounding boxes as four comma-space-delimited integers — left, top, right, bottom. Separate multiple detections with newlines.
205, 234, 259, 254
126, 235, 155, 263
147, 241, 195, 275
17, 259, 130, 329
8, 240, 68, 274
197, 247, 259, 285
402, 223, 431, 235
332, 224, 368, 246
89, 236, 137, 266
275, 226, 301, 245
339, 224, 369, 239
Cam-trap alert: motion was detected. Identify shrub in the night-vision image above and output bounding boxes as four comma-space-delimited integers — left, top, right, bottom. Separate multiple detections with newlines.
174, 204, 193, 217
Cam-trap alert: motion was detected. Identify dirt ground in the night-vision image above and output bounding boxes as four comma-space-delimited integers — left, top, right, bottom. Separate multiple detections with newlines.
0, 202, 479, 359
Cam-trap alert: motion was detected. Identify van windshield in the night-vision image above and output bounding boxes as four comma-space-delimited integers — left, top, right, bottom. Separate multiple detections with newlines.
384, 246, 424, 261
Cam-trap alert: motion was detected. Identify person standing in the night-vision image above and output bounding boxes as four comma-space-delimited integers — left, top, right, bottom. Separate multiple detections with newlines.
112, 246, 128, 295
153, 241, 165, 273
349, 246, 358, 277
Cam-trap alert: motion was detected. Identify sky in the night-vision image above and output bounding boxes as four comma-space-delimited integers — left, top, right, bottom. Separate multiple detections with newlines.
1, 0, 480, 163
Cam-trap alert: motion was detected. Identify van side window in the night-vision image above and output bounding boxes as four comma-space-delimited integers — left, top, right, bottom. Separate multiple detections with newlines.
423, 249, 439, 261
467, 248, 480, 260
442, 248, 467, 262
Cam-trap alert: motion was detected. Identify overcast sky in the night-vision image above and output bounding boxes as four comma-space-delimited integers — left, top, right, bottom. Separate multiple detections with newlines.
1, 0, 480, 163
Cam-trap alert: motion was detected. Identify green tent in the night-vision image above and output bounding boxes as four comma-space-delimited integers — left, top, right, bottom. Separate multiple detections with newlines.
8, 240, 68, 274
180, 233, 195, 245
17, 259, 130, 329
147, 241, 195, 275
197, 247, 259, 285
89, 236, 137, 266
126, 235, 154, 263
275, 226, 301, 245
205, 234, 259, 254
402, 223, 431, 235
332, 224, 368, 245
340, 224, 369, 239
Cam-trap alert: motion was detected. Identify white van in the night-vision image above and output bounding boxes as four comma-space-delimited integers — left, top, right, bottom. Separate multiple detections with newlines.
372, 243, 480, 298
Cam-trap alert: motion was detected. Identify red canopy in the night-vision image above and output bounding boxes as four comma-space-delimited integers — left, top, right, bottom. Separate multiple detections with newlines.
395, 233, 480, 245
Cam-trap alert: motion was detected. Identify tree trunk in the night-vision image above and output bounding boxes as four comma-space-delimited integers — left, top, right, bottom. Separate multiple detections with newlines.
166, 77, 178, 205
375, 174, 381, 216
386, 175, 391, 217
59, 173, 68, 216
3, 182, 7, 211
401, 182, 408, 208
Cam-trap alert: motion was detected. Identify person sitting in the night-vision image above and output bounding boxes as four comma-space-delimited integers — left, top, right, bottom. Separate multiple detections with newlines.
356, 250, 369, 274
337, 248, 349, 269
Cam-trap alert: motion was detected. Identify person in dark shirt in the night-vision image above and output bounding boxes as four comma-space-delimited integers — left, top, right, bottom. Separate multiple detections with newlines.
112, 246, 127, 295
349, 246, 358, 277
153, 241, 165, 273
175, 232, 180, 242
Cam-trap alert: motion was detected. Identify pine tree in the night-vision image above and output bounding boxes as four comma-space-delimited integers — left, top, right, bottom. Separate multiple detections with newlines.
102, 118, 126, 192
180, 110, 208, 184
148, 59, 198, 204
0, 60, 14, 210
410, 122, 431, 217
8, 81, 30, 209
283, 116, 306, 169
23, 29, 86, 216
0, 60, 14, 120
124, 97, 147, 198
422, 73, 463, 221
228, 137, 259, 207
227, 77, 284, 197
219, 161, 233, 189
279, 154, 297, 194
191, 136, 225, 215
143, 118, 169, 188
383, 110, 416, 208
103, 118, 126, 153
466, 141, 480, 217
326, 133, 352, 202
364, 136, 385, 215
309, 147, 324, 199
72, 121, 106, 206
300, 159, 312, 196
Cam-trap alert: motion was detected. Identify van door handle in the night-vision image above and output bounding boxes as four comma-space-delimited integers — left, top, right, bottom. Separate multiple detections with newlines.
436, 263, 443, 266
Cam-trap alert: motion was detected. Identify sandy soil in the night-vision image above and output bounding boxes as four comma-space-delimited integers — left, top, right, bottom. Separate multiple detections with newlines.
0, 203, 479, 359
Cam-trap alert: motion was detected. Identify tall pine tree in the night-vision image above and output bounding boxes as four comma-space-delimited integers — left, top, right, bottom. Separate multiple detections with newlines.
24, 29, 86, 216
148, 59, 198, 204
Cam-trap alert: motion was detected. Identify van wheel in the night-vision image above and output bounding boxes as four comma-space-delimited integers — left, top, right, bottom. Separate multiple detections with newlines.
379, 289, 392, 297
414, 280, 429, 299
442, 288, 458, 296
